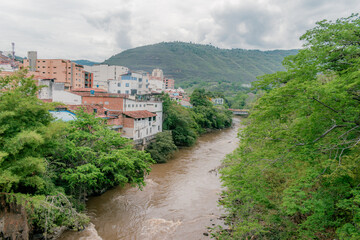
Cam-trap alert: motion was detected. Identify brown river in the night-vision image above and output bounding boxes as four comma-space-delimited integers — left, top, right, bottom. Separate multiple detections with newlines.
59, 117, 241, 240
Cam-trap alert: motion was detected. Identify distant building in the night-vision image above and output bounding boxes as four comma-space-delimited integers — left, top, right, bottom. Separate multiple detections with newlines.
0, 51, 19, 72
164, 78, 175, 89
108, 71, 150, 95
27, 51, 37, 71
152, 68, 164, 79
211, 98, 224, 105
84, 64, 129, 90
84, 71, 93, 88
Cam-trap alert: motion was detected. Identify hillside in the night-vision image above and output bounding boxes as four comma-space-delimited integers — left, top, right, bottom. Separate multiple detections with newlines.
103, 42, 298, 91
73, 59, 99, 66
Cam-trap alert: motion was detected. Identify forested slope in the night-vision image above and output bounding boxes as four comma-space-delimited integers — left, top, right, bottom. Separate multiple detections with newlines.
103, 42, 297, 91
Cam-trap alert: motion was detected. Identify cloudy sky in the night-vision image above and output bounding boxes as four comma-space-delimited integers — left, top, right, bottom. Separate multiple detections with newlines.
0, 0, 359, 61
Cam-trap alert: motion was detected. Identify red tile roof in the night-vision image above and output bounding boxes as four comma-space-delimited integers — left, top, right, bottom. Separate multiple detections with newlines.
123, 110, 156, 119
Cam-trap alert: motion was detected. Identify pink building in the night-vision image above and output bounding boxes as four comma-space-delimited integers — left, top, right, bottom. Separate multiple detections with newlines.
22, 59, 85, 90
163, 78, 175, 89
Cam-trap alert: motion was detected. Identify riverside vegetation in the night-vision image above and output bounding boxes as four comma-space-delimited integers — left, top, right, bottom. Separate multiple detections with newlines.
0, 70, 154, 238
147, 89, 233, 163
0, 70, 233, 238
217, 14, 360, 239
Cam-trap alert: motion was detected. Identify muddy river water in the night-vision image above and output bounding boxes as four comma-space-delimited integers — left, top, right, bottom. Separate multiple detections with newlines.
59, 117, 241, 240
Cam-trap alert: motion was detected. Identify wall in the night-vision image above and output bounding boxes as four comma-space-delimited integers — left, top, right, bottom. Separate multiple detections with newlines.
53, 90, 82, 105
82, 96, 124, 111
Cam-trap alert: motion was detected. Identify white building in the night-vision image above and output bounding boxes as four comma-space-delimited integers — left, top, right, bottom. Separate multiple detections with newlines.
38, 79, 82, 105
152, 68, 164, 79
84, 64, 129, 90
122, 98, 163, 142
108, 71, 150, 95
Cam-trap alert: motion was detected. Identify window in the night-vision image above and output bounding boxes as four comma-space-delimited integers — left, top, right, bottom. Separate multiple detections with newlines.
139, 84, 142, 88
125, 83, 129, 87
118, 83, 121, 87
155, 104, 157, 107
118, 90, 121, 94
104, 101, 109, 105
158, 126, 160, 131
132, 104, 134, 107
146, 129, 148, 135
53, 72, 56, 74
42, 66, 45, 68
136, 104, 138, 107
93, 109, 97, 113
126, 90, 129, 94
139, 78, 142, 82
153, 116, 156, 121
128, 104, 131, 107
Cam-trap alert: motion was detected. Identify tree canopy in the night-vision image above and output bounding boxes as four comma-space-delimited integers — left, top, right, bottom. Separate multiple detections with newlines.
0, 70, 154, 237
219, 14, 360, 239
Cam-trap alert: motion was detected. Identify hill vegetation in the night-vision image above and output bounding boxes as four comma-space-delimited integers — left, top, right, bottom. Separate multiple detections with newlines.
103, 42, 297, 92
72, 60, 99, 66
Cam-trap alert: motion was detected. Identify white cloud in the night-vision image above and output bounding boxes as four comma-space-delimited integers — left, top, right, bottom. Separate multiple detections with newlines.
0, 0, 359, 61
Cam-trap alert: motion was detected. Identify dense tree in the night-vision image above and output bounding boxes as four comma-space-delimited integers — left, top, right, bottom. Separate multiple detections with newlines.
48, 110, 154, 203
219, 14, 360, 239
0, 70, 53, 194
146, 131, 177, 163
0, 70, 155, 237
190, 89, 232, 131
162, 93, 199, 146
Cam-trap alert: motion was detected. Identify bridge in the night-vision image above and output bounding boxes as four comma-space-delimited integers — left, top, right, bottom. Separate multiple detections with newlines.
228, 109, 249, 116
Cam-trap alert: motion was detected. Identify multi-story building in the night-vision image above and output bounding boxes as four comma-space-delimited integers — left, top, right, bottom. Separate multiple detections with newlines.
164, 78, 175, 89
22, 57, 85, 90
108, 71, 150, 95
84, 64, 129, 90
152, 68, 164, 79
84, 71, 93, 88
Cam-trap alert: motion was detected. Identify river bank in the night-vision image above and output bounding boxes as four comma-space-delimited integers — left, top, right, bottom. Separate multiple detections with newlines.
59, 117, 241, 240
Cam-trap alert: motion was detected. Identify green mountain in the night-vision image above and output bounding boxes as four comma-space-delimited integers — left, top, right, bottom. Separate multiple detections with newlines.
73, 60, 100, 66
103, 42, 298, 91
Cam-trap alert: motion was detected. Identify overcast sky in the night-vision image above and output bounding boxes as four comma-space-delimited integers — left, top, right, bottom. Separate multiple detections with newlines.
0, 0, 359, 62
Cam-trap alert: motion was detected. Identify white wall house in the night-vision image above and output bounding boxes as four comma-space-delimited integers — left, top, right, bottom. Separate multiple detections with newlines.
38, 79, 82, 105
108, 71, 150, 95
122, 98, 163, 141
84, 64, 129, 90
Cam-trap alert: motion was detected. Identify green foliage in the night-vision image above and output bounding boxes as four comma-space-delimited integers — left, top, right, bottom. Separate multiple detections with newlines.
47, 110, 155, 203
0, 70, 53, 194
219, 14, 360, 239
190, 89, 233, 130
0, 70, 155, 237
146, 131, 177, 163
162, 93, 199, 146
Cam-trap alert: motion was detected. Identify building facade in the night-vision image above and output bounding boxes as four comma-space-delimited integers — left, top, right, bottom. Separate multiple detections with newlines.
84, 64, 129, 90
22, 58, 85, 90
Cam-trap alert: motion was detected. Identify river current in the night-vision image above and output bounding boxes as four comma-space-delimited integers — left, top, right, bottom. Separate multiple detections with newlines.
59, 117, 241, 240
